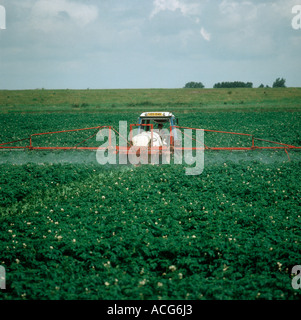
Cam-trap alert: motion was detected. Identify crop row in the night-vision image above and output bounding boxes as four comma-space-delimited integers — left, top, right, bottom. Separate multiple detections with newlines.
0, 160, 300, 299
1, 112, 300, 148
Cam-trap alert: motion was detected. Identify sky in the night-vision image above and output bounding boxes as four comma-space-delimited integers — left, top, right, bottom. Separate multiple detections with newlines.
0, 0, 301, 89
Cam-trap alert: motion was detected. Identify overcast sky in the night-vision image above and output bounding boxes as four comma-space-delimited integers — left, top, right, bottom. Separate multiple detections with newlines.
0, 0, 301, 89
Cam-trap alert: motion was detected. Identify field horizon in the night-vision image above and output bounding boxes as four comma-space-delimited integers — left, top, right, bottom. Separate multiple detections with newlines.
1, 87, 301, 114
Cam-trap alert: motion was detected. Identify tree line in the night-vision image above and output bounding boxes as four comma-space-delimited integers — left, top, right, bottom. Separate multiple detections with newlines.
213, 81, 253, 88
184, 78, 286, 89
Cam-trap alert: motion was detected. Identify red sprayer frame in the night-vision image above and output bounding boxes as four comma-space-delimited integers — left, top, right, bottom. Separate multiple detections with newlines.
0, 124, 300, 160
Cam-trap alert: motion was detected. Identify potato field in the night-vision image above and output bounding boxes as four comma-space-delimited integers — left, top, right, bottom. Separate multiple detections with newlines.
0, 89, 300, 300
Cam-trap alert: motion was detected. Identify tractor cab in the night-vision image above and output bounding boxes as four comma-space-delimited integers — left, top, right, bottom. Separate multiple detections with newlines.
131, 112, 179, 148
137, 112, 178, 137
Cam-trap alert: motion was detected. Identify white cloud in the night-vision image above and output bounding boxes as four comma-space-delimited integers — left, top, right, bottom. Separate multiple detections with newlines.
200, 27, 210, 41
30, 0, 98, 31
218, 0, 258, 29
211, 0, 300, 59
150, 0, 199, 18
2, 0, 301, 89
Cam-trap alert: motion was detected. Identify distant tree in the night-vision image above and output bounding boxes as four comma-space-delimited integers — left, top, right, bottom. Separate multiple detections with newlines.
272, 78, 286, 88
213, 81, 253, 88
184, 81, 205, 88
258, 84, 265, 88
